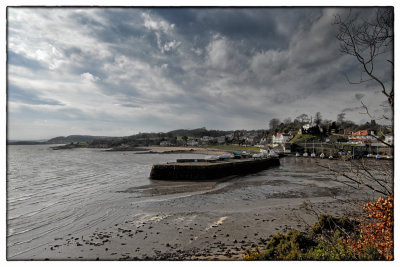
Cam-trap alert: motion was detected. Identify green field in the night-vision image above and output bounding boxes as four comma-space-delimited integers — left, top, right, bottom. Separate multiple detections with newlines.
290, 133, 316, 143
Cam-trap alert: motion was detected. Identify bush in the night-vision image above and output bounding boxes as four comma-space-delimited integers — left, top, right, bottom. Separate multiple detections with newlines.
243, 229, 356, 260
347, 195, 393, 260
311, 214, 359, 237
244, 206, 392, 261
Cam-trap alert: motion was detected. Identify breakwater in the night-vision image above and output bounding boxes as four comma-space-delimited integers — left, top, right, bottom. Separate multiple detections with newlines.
149, 158, 280, 180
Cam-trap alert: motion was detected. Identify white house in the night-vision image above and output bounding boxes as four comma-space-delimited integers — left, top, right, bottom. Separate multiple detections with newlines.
272, 133, 293, 144
187, 140, 199, 146
160, 141, 171, 146
216, 136, 226, 144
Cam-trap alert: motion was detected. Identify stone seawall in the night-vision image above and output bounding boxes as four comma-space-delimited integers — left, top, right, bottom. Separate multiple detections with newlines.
149, 158, 280, 181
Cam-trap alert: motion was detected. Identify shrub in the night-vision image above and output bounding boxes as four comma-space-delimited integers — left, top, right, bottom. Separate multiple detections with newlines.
244, 205, 392, 261
311, 214, 359, 238
347, 195, 393, 260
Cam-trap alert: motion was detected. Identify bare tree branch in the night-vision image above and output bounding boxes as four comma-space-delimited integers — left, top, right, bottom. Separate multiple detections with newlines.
334, 8, 394, 121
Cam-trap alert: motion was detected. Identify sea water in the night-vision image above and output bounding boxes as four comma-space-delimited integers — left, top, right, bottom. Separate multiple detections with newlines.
6, 145, 205, 259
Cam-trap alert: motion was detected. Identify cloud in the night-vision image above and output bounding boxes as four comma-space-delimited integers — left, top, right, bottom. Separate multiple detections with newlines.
7, 7, 393, 140
80, 72, 100, 82
250, 50, 289, 81
8, 85, 64, 106
355, 93, 365, 101
142, 12, 175, 33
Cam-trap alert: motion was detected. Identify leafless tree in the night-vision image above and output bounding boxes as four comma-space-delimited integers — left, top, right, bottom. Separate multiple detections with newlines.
320, 158, 393, 197
336, 112, 346, 125
295, 114, 309, 124
316, 8, 395, 199
269, 118, 280, 130
283, 117, 292, 125
334, 8, 394, 122
314, 112, 322, 126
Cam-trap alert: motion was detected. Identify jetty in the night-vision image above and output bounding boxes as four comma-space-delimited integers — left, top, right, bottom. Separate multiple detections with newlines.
149, 157, 280, 181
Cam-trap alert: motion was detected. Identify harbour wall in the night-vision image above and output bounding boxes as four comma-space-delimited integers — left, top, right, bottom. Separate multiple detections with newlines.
149, 158, 280, 181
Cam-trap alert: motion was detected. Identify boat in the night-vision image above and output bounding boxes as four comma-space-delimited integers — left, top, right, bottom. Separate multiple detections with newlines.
328, 155, 334, 160
296, 152, 301, 157
260, 149, 269, 158
319, 142, 324, 159
303, 141, 308, 157
376, 154, 381, 159
218, 154, 232, 160
269, 150, 278, 158
310, 141, 316, 157
241, 151, 250, 158
233, 152, 242, 159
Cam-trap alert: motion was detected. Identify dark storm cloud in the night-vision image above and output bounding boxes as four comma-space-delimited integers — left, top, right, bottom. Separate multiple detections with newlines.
154, 8, 321, 52
7, 7, 393, 139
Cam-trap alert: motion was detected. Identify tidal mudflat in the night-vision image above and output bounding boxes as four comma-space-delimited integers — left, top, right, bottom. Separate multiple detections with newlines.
7, 145, 382, 260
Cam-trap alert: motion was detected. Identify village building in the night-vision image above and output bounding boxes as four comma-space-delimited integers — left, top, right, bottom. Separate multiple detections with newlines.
272, 133, 293, 144
259, 137, 269, 145
160, 141, 172, 146
187, 140, 199, 146
225, 133, 234, 142
349, 130, 376, 143
216, 136, 226, 145
200, 136, 215, 145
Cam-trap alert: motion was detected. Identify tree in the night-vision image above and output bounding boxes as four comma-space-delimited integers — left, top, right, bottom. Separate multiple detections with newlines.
269, 118, 280, 130
336, 112, 346, 125
334, 8, 393, 121
295, 114, 309, 124
314, 112, 322, 126
283, 117, 292, 125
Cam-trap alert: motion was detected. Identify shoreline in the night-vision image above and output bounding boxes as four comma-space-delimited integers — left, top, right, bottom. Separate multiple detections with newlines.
137, 146, 229, 156
8, 156, 382, 261
14, 196, 364, 260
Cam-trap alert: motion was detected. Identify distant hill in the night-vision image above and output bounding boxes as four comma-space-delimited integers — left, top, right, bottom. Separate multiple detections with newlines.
46, 135, 118, 144
7, 140, 46, 145
166, 127, 230, 138
8, 128, 238, 147
167, 127, 209, 137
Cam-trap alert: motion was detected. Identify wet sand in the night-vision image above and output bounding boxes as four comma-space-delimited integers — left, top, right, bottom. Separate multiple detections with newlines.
139, 146, 233, 156
15, 157, 387, 261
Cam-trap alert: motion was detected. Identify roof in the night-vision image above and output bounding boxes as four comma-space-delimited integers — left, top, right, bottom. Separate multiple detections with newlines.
351, 130, 369, 136
275, 133, 291, 137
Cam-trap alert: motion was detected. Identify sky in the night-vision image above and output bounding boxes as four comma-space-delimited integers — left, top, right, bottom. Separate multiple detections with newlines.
7, 7, 394, 140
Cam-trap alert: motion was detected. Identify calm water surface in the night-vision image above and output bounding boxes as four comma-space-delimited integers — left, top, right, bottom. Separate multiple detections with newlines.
7, 145, 206, 259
